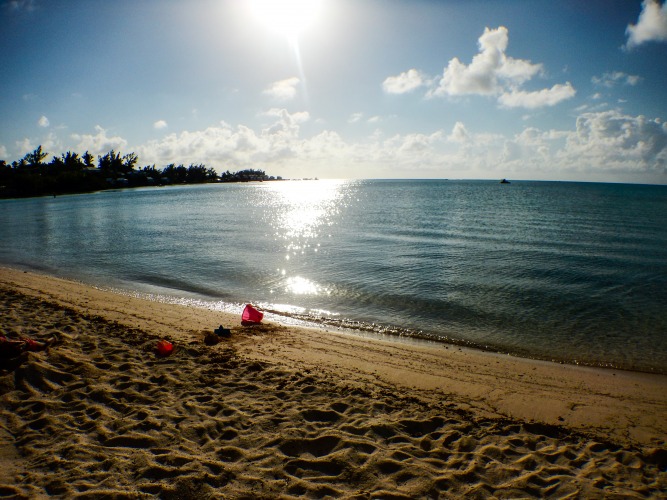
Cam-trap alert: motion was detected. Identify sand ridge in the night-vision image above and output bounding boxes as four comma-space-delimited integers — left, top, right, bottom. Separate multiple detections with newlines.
1, 268, 666, 498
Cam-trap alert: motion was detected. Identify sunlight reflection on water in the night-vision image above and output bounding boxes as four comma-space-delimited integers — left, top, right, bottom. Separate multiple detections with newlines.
259, 180, 347, 297
285, 275, 326, 295
263, 179, 344, 239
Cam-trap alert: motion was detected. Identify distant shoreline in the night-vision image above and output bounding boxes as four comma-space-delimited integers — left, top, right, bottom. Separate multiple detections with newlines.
0, 146, 284, 198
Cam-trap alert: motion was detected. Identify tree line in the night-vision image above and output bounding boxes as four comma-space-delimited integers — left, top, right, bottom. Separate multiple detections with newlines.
0, 146, 280, 198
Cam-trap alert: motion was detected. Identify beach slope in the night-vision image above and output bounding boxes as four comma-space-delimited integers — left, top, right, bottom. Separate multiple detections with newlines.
1, 268, 665, 498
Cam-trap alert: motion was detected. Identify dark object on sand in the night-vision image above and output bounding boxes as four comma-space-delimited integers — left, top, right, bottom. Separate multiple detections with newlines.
214, 325, 232, 337
0, 335, 51, 359
206, 325, 231, 345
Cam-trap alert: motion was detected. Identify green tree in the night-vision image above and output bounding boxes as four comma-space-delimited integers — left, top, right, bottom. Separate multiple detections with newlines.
61, 151, 83, 171
122, 152, 138, 172
83, 151, 95, 168
23, 145, 48, 167
98, 150, 123, 174
162, 163, 188, 183
1, 146, 278, 198
141, 164, 161, 179
185, 163, 210, 183
98, 150, 137, 176
48, 151, 83, 174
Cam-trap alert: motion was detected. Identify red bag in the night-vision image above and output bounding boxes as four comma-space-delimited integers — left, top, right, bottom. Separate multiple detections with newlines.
156, 340, 174, 357
242, 304, 263, 324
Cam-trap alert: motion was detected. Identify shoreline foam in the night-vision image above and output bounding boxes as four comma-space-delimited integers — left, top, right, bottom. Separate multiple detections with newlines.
1, 267, 665, 497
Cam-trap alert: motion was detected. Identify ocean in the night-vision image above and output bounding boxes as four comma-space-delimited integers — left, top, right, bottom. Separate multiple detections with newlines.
1, 179, 666, 373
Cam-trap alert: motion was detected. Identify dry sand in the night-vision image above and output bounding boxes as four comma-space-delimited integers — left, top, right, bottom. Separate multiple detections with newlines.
0, 267, 665, 498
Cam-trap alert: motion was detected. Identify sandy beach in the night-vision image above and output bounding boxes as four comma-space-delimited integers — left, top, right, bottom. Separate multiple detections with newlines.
0, 267, 665, 498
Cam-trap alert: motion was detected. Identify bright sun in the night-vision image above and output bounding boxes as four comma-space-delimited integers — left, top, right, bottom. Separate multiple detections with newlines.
250, 0, 323, 40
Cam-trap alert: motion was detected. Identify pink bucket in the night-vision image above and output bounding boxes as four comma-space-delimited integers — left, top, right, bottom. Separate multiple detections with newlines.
242, 304, 263, 324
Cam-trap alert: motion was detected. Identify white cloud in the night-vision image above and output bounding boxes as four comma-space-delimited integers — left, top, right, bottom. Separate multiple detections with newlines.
263, 77, 301, 100
0, 145, 8, 158
263, 108, 310, 123
154, 120, 168, 129
15, 138, 34, 154
382, 69, 425, 94
501, 127, 553, 164
262, 108, 310, 139
404, 26, 575, 110
71, 125, 128, 155
349, 113, 382, 124
448, 122, 469, 143
21, 106, 662, 183
41, 132, 61, 154
486, 112, 667, 182
626, 0, 667, 48
592, 71, 642, 87
429, 27, 543, 98
132, 108, 667, 182
567, 110, 667, 167
137, 109, 312, 169
498, 82, 576, 109
387, 131, 445, 154
37, 115, 49, 127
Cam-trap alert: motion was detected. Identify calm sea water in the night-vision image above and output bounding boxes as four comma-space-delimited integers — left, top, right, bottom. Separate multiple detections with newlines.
1, 180, 666, 373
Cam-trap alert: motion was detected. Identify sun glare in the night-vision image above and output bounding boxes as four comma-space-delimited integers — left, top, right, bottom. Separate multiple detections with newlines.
250, 0, 323, 41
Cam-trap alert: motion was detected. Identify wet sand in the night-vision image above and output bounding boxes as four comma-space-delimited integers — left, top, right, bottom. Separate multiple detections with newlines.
1, 267, 665, 498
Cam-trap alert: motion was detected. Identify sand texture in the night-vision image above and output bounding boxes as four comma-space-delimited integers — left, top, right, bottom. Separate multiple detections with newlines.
0, 268, 666, 498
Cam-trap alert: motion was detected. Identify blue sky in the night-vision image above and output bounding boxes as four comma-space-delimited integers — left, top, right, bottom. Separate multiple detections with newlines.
2, 0, 667, 183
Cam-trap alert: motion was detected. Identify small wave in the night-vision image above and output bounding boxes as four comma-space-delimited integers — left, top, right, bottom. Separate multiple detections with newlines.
259, 307, 665, 374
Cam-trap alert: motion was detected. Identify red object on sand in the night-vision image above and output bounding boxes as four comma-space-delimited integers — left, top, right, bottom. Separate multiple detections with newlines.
23, 338, 41, 351
242, 304, 263, 324
156, 340, 174, 357
0, 336, 49, 358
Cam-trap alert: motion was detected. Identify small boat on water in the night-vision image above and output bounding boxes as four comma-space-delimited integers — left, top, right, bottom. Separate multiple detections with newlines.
500, 178, 511, 184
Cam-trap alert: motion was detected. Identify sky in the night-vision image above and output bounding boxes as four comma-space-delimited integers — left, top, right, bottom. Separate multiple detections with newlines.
1, 0, 667, 184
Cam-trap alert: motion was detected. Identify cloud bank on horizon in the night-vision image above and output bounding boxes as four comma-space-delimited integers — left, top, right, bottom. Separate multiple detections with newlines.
1, 0, 667, 184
